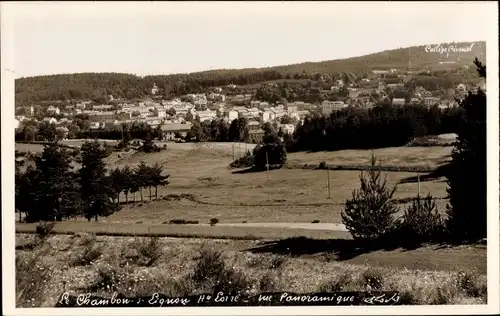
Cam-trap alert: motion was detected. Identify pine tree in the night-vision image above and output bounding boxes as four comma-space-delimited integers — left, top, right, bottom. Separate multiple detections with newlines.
150, 163, 170, 199
23, 142, 80, 222
120, 166, 133, 204
79, 140, 117, 221
445, 58, 487, 242
341, 153, 399, 240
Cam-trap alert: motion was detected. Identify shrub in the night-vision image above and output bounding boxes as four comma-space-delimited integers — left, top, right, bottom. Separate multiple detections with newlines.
341, 154, 399, 240
72, 240, 102, 266
360, 267, 385, 291
319, 161, 327, 169
259, 272, 279, 292
318, 272, 355, 292
170, 219, 199, 224
16, 250, 51, 307
269, 255, 287, 269
209, 218, 219, 226
89, 265, 119, 292
136, 237, 162, 266
454, 270, 487, 299
311, 220, 320, 223
399, 194, 444, 244
35, 221, 56, 241
230, 150, 254, 169
192, 246, 249, 294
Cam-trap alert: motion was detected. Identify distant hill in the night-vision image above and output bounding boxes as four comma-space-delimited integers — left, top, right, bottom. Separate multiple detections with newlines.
15, 41, 485, 105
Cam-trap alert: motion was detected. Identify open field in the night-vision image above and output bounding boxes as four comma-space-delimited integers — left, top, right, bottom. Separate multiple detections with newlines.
15, 234, 487, 307
15, 141, 451, 226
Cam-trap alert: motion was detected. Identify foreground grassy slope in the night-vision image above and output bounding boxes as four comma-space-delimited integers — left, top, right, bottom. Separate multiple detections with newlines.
15, 234, 487, 307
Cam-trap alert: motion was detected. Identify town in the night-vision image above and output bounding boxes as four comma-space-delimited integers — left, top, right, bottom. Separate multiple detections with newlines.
14, 67, 486, 143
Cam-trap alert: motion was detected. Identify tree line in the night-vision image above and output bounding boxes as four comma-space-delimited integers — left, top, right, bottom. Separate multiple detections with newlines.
288, 104, 464, 152
15, 141, 170, 223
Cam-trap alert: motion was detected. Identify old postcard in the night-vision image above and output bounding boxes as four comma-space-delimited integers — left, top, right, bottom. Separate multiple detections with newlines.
2, 1, 499, 315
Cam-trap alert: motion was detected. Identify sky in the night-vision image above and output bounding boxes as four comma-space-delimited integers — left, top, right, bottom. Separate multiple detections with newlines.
1, 1, 496, 78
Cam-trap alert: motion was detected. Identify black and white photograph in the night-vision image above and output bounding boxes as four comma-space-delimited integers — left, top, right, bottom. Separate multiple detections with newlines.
2, 1, 499, 315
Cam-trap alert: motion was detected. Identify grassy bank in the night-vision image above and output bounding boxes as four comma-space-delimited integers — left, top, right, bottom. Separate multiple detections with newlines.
15, 234, 487, 307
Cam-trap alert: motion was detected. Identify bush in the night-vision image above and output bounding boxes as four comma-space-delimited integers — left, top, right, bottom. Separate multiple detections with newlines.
136, 237, 162, 266
89, 265, 119, 292
16, 250, 51, 307
72, 240, 102, 266
230, 150, 254, 169
454, 270, 487, 299
35, 221, 56, 241
341, 154, 399, 240
169, 219, 199, 224
259, 272, 279, 292
398, 194, 444, 244
192, 246, 249, 294
311, 220, 320, 223
318, 161, 327, 169
318, 272, 354, 292
209, 218, 219, 226
360, 267, 385, 291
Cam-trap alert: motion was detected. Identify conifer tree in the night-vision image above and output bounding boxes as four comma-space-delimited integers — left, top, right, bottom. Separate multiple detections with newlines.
445, 58, 487, 241
341, 153, 399, 240
79, 140, 117, 221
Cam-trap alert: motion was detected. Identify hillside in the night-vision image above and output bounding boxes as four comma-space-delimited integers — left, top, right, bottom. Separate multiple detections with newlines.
14, 41, 485, 105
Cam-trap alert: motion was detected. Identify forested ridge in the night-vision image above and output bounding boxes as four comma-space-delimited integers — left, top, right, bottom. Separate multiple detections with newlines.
15, 41, 484, 106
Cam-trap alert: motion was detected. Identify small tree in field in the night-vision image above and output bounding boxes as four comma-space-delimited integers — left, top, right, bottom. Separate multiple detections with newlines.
341, 153, 399, 241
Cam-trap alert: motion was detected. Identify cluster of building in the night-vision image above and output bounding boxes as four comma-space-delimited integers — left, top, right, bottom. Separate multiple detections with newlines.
15, 75, 486, 140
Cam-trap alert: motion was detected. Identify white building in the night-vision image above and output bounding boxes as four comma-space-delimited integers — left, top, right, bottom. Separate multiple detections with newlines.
47, 106, 60, 116
151, 83, 159, 95
392, 98, 406, 106
225, 110, 238, 121
280, 124, 295, 135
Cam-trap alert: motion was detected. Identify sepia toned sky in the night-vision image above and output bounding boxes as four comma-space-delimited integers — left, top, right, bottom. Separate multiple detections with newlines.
2, 1, 496, 78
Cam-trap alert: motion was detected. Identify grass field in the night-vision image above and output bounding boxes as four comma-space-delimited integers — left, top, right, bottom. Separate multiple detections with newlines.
15, 234, 487, 307
15, 141, 451, 226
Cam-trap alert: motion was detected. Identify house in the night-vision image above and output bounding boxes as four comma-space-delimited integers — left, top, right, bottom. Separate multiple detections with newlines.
145, 117, 163, 127
161, 123, 192, 140
279, 124, 295, 135
88, 112, 116, 122
392, 98, 406, 106
14, 118, 20, 129
93, 104, 114, 111
330, 86, 341, 93
260, 111, 271, 123
387, 83, 404, 90
153, 108, 167, 118
322, 101, 346, 114
456, 83, 467, 93
151, 83, 159, 95
47, 106, 60, 116
66, 105, 75, 111
286, 105, 298, 114
247, 121, 260, 131
423, 97, 440, 107
197, 110, 217, 122
42, 117, 57, 125
248, 129, 265, 141
225, 110, 238, 121
372, 70, 390, 75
